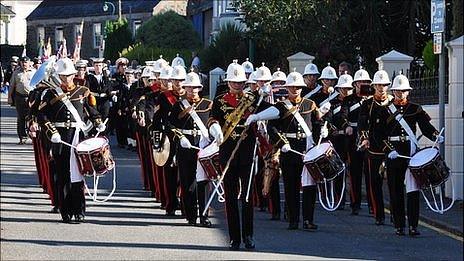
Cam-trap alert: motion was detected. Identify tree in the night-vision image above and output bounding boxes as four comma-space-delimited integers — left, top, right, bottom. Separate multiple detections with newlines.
104, 18, 133, 61
136, 10, 201, 50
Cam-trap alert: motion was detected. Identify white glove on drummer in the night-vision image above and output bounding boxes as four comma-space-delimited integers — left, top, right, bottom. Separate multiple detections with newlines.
131, 111, 137, 119
180, 136, 192, 149
244, 106, 280, 126
112, 95, 118, 103
319, 102, 331, 115
281, 143, 291, 153
320, 125, 329, 138
50, 133, 62, 143
436, 135, 445, 144
388, 150, 399, 159
96, 122, 106, 133
209, 122, 224, 144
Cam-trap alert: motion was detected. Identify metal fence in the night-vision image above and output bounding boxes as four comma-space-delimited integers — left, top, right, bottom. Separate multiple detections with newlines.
398, 67, 449, 105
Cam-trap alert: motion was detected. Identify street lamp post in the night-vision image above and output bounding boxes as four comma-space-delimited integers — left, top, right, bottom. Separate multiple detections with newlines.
103, 1, 116, 16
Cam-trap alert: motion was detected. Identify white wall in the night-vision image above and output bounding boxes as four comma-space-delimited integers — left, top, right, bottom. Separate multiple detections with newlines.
2, 0, 42, 45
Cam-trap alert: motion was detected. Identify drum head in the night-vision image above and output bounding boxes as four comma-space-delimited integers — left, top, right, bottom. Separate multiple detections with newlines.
304, 143, 331, 162
198, 142, 219, 158
153, 136, 170, 166
76, 137, 108, 153
409, 147, 439, 167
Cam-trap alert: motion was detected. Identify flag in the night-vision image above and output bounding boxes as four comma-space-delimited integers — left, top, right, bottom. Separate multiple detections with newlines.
44, 37, 52, 59
38, 38, 44, 60
73, 19, 84, 62
56, 38, 68, 59
21, 45, 27, 58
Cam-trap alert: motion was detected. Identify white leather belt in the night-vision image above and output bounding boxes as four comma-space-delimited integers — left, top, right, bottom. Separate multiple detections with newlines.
349, 122, 358, 127
180, 129, 200, 136
334, 130, 346, 135
388, 136, 410, 142
283, 132, 307, 139
91, 92, 108, 98
54, 122, 78, 128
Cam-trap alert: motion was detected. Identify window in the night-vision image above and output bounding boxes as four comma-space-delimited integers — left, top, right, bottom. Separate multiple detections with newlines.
55, 26, 64, 49
93, 23, 102, 49
37, 27, 45, 44
132, 20, 141, 38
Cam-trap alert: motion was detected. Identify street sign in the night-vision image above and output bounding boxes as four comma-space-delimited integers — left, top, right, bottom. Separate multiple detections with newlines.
431, 0, 445, 33
434, 33, 442, 54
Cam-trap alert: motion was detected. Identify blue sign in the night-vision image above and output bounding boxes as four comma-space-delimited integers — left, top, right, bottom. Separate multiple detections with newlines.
431, 0, 445, 33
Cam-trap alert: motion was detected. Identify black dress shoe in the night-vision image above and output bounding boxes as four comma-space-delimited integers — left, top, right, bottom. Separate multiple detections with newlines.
336, 204, 345, 210
287, 222, 298, 230
61, 214, 72, 223
303, 220, 318, 230
409, 227, 421, 236
74, 214, 85, 223
270, 213, 280, 220
187, 218, 196, 226
395, 228, 405, 236
375, 219, 385, 226
199, 217, 212, 227
229, 240, 240, 251
243, 236, 255, 249
165, 211, 176, 216
50, 206, 59, 213
351, 208, 359, 215
258, 206, 266, 212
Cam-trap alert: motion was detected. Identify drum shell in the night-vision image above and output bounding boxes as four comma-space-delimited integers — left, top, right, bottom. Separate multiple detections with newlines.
304, 146, 344, 183
75, 139, 115, 177
198, 152, 221, 180
409, 150, 450, 190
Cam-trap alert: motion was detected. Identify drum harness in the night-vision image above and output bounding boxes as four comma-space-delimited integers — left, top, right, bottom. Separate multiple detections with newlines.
303, 84, 322, 99
54, 87, 116, 203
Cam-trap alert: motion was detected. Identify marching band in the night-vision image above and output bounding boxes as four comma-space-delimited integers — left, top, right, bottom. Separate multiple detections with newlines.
20, 53, 450, 251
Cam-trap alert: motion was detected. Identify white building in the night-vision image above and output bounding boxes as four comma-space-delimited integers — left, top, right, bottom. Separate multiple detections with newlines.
0, 1, 42, 45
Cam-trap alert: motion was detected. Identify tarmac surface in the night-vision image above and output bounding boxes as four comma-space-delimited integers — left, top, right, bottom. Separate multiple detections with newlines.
1, 97, 462, 260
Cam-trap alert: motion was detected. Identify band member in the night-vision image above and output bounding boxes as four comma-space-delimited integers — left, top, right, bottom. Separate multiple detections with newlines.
208, 60, 279, 250
311, 63, 338, 106
153, 64, 187, 216
341, 67, 372, 215
329, 72, 355, 210
383, 74, 443, 236
302, 63, 321, 99
242, 58, 254, 79
169, 71, 213, 227
112, 57, 130, 147
267, 71, 329, 230
73, 60, 89, 87
358, 69, 393, 225
88, 57, 112, 122
37, 58, 104, 223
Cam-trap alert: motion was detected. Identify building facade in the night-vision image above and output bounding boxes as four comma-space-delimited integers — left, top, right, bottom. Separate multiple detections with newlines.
1, 1, 42, 45
26, 0, 158, 59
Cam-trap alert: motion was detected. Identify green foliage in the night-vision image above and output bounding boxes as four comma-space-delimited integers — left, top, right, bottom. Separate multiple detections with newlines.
136, 10, 201, 50
104, 18, 133, 62
422, 40, 437, 69
200, 23, 248, 72
120, 43, 191, 66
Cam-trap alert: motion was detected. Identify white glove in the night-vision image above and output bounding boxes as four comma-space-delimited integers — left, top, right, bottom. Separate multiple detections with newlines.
319, 102, 331, 115
50, 133, 61, 143
112, 95, 118, 103
131, 111, 137, 119
281, 143, 291, 153
138, 117, 146, 127
436, 135, 444, 144
320, 125, 329, 138
96, 123, 106, 133
180, 136, 192, 149
209, 123, 224, 144
245, 114, 259, 126
388, 150, 399, 159
345, 126, 353, 136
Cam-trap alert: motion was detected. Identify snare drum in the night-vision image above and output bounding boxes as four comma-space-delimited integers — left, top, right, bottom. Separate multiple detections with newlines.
75, 137, 115, 177
303, 142, 345, 183
409, 147, 450, 190
198, 142, 221, 180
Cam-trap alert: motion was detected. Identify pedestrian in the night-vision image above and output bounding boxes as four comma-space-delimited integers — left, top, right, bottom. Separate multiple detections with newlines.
8, 56, 36, 144
88, 57, 112, 125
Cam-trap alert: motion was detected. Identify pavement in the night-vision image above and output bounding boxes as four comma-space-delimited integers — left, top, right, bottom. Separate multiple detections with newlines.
1, 95, 463, 260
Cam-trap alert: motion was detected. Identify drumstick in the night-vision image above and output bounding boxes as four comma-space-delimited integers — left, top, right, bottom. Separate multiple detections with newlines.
432, 127, 445, 149
60, 140, 77, 150
289, 148, 305, 157
94, 118, 109, 137
397, 154, 411, 159
317, 121, 328, 148
190, 145, 201, 150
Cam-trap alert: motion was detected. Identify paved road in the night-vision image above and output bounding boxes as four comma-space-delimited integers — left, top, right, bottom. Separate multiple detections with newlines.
1, 98, 462, 260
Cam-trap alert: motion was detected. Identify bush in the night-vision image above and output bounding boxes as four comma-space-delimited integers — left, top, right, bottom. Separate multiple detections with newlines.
200, 23, 248, 72
422, 40, 437, 70
104, 18, 133, 62
136, 10, 201, 50
120, 43, 192, 66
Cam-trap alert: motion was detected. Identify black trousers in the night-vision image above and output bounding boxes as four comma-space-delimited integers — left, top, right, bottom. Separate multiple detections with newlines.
347, 139, 365, 210
269, 176, 281, 216
115, 113, 128, 146
14, 95, 29, 139
302, 185, 317, 223
177, 148, 198, 222
52, 131, 85, 219
386, 158, 420, 229
163, 164, 179, 213
365, 153, 385, 221
197, 180, 208, 218
223, 164, 254, 242
280, 152, 303, 224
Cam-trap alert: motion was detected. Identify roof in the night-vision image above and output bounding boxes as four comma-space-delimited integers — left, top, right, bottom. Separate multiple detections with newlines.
27, 0, 158, 21
1, 3, 16, 17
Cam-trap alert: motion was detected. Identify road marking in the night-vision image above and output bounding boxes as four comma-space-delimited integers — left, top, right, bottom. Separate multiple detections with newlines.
384, 208, 463, 242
